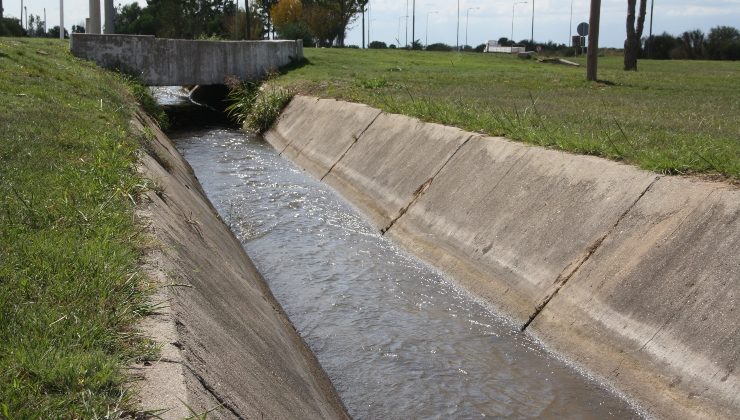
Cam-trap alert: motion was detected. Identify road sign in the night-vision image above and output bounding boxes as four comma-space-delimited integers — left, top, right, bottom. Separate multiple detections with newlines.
577, 22, 589, 37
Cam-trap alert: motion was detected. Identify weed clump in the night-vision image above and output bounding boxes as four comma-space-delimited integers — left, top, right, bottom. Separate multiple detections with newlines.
226, 77, 293, 133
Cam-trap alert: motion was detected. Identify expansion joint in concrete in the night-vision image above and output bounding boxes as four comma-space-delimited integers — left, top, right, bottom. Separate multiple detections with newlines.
520, 176, 662, 331
381, 135, 475, 235
320, 111, 383, 181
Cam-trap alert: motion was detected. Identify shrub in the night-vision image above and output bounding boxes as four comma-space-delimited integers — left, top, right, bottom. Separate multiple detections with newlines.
0, 18, 25, 36
226, 81, 293, 133
426, 43, 453, 52
369, 41, 387, 49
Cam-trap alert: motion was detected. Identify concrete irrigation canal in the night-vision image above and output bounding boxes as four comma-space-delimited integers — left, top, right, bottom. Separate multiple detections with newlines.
171, 126, 640, 418
136, 88, 737, 419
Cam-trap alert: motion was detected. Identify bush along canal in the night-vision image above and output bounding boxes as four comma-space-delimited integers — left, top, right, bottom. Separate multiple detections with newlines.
162, 103, 642, 417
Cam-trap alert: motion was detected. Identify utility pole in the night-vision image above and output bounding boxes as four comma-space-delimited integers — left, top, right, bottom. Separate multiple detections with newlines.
44, 8, 46, 34
245, 0, 251, 40
531, 0, 534, 45
59, 0, 64, 39
411, 0, 415, 49
456, 0, 460, 51
0, 0, 4, 19
361, 2, 365, 48
104, 0, 114, 34
586, 0, 601, 81
569, 0, 573, 46
405, 0, 408, 47
647, 0, 655, 58
234, 0, 238, 39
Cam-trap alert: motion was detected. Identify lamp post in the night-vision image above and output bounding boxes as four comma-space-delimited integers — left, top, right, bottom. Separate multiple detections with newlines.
456, 0, 460, 51
412, 0, 415, 49
530, 0, 535, 44
426, 11, 438, 48
59, 0, 64, 39
405, 0, 409, 48
648, 0, 655, 58
569, 0, 573, 46
398, 15, 408, 47
465, 7, 479, 50
511, 1, 527, 45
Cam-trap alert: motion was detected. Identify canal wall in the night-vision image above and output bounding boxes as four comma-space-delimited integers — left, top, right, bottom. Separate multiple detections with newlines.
133, 110, 348, 419
265, 95, 740, 419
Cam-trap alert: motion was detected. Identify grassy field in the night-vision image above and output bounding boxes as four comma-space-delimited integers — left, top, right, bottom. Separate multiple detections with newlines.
0, 38, 155, 417
273, 48, 740, 181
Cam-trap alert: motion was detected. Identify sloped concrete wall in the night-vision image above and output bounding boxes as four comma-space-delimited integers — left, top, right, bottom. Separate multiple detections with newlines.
266, 95, 740, 419
134, 111, 347, 419
70, 34, 303, 85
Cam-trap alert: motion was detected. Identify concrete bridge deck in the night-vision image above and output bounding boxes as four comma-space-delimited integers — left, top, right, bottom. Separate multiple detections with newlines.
70, 34, 303, 86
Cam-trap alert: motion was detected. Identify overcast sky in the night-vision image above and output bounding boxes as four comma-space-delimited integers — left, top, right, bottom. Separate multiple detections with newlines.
6, 0, 740, 48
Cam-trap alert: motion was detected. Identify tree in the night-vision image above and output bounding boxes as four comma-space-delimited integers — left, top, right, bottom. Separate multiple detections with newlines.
708, 26, 740, 60
643, 32, 677, 60
624, 0, 647, 70
115, 3, 157, 35
48, 25, 69, 38
72, 25, 85, 33
271, 0, 302, 31
255, 0, 278, 38
680, 29, 705, 60
303, 2, 337, 46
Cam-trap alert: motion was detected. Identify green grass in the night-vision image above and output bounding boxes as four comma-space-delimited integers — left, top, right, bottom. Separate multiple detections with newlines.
272, 49, 740, 181
0, 38, 157, 417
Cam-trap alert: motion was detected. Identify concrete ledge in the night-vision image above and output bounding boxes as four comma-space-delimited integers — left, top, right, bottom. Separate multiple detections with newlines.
266, 95, 740, 419
70, 34, 303, 85
134, 111, 347, 418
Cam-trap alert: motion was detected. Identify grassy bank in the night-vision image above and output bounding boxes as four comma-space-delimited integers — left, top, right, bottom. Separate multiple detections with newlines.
0, 38, 155, 417
272, 49, 739, 181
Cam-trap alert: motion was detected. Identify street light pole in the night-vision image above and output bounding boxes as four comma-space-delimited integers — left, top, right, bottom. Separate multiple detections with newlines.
412, 0, 415, 49
648, 0, 655, 58
511, 1, 527, 44
59, 0, 64, 39
456, 0, 460, 51
569, 0, 573, 46
367, 3, 371, 45
531, 0, 535, 44
405, 0, 409, 48
466, 7, 479, 49
426, 11, 438, 48
398, 15, 408, 47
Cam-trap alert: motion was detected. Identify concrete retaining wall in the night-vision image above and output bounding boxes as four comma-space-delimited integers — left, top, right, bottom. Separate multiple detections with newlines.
134, 111, 347, 419
70, 34, 303, 86
266, 96, 740, 419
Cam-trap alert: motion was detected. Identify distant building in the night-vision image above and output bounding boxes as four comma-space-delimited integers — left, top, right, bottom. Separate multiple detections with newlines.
483, 40, 525, 54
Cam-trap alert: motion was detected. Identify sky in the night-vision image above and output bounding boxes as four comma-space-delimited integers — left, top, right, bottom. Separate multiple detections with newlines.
5, 0, 740, 48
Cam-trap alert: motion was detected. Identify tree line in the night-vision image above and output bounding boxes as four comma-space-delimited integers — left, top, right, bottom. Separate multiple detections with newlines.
642, 27, 740, 61
113, 0, 367, 46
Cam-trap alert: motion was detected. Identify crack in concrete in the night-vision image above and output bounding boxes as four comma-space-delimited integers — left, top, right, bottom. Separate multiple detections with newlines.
520, 176, 662, 331
320, 111, 383, 181
381, 135, 475, 235
160, 357, 245, 419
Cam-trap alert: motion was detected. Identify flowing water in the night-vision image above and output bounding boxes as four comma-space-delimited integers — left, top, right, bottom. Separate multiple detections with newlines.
168, 125, 642, 419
